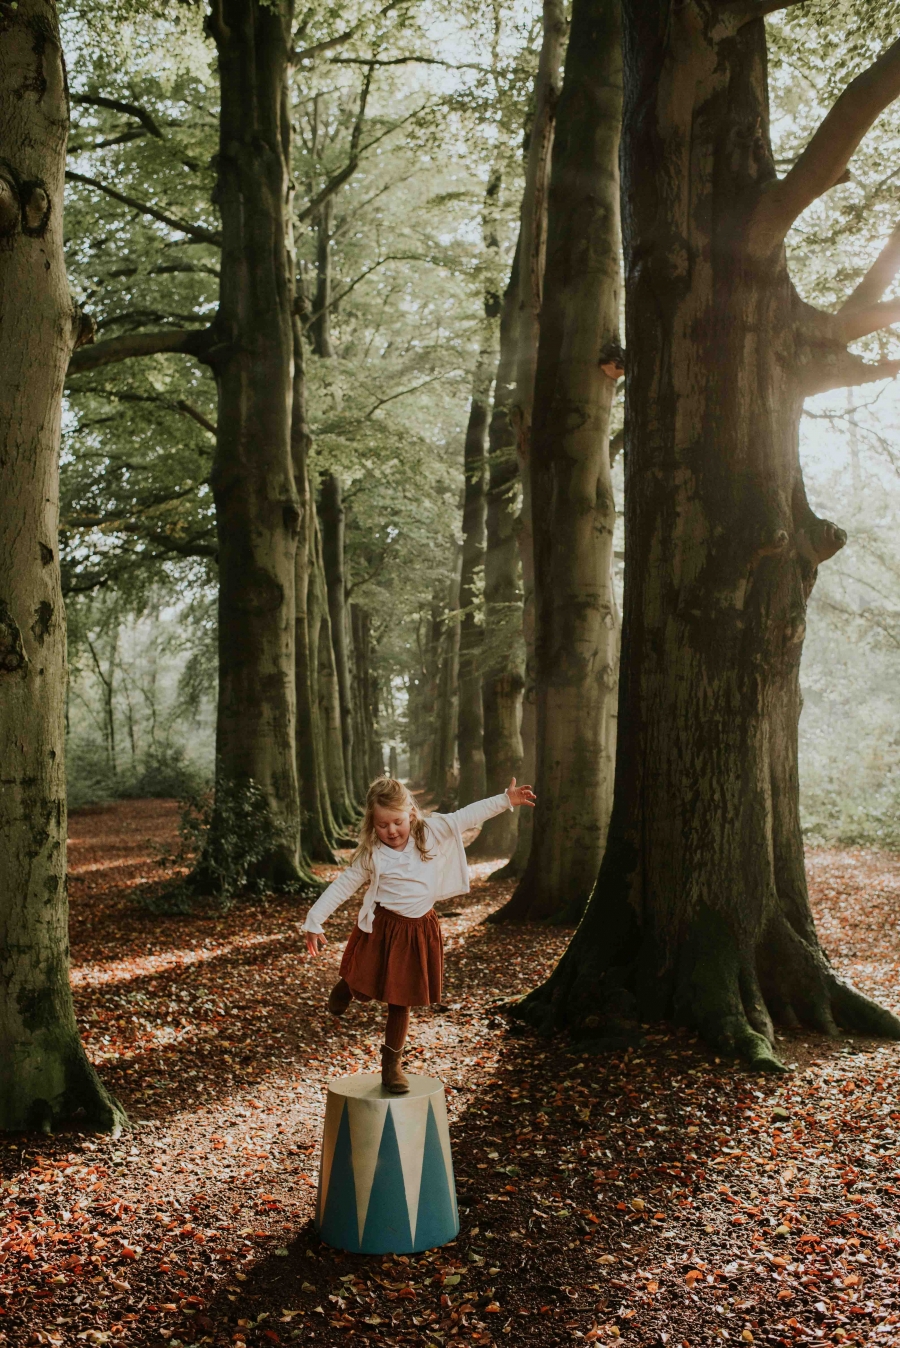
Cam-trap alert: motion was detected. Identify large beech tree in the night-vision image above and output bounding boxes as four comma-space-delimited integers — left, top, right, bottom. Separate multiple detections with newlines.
0, 0, 124, 1132
494, 0, 621, 919
517, 0, 900, 1066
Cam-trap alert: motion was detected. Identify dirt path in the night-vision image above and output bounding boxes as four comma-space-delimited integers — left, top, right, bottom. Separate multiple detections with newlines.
2, 802, 900, 1348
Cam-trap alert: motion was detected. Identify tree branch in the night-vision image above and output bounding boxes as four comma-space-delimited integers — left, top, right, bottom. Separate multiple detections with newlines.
835, 297, 900, 343
65, 171, 222, 247
177, 401, 217, 436
748, 35, 900, 252
718, 0, 808, 24
801, 350, 900, 396
363, 370, 457, 418
301, 253, 420, 330
67, 326, 215, 377
72, 93, 164, 139
330, 55, 489, 72
67, 383, 217, 438
291, 0, 404, 63
839, 218, 900, 314
295, 64, 374, 226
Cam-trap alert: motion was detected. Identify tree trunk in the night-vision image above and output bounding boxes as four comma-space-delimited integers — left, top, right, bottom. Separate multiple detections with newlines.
496, 0, 621, 924
305, 518, 343, 853
312, 515, 356, 830
319, 472, 358, 803
0, 1, 125, 1133
458, 166, 504, 807
456, 348, 492, 807
470, 246, 524, 860
310, 193, 335, 358
430, 560, 462, 808
495, 0, 567, 876
203, 0, 303, 888
408, 604, 442, 788
292, 348, 337, 865
515, 1, 900, 1065
351, 604, 383, 784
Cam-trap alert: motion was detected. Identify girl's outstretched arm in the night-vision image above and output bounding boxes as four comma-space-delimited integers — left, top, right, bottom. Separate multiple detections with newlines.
302, 857, 368, 943
445, 778, 536, 834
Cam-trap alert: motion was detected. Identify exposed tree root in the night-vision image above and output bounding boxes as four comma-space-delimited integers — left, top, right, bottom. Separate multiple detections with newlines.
3, 1041, 128, 1136
510, 903, 900, 1072
488, 856, 525, 884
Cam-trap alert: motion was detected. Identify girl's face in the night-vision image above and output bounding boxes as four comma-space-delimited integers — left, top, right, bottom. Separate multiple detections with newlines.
373, 804, 412, 850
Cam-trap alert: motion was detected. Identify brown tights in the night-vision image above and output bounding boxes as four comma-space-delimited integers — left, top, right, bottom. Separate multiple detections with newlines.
384, 1004, 410, 1051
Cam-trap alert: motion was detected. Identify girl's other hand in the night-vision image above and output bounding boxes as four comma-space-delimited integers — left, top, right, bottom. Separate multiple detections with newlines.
506, 777, 536, 808
305, 932, 327, 957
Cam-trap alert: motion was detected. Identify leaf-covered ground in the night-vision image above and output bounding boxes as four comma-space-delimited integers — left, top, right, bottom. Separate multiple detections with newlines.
3, 800, 900, 1348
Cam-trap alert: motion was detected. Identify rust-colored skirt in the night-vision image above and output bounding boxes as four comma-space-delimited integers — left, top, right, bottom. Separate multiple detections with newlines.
339, 905, 443, 1007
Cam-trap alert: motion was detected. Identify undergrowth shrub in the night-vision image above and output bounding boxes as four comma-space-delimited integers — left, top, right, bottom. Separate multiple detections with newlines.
147, 776, 319, 913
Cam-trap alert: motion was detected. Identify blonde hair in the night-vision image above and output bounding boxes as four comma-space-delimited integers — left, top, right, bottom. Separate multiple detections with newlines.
353, 777, 433, 876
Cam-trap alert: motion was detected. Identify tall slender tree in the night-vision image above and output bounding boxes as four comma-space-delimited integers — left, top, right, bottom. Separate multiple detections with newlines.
0, 0, 125, 1132
494, 0, 621, 921
516, 1, 900, 1066
319, 471, 359, 804
480, 0, 567, 867
457, 167, 503, 807
472, 243, 525, 856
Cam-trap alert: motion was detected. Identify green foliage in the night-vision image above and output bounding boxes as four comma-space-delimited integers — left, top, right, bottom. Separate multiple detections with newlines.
152, 777, 302, 913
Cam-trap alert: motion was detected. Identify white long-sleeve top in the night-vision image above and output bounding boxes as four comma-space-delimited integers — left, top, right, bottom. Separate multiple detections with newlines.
302, 792, 513, 935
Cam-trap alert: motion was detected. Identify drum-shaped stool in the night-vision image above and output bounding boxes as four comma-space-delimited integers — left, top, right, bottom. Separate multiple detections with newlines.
315, 1072, 458, 1255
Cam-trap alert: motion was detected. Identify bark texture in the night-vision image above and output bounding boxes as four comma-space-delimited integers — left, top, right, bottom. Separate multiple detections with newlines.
515, 1, 900, 1065
497, 0, 621, 922
204, 0, 303, 887
0, 1, 125, 1132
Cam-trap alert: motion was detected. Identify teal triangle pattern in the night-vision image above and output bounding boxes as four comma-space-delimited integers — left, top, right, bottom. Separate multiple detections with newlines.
414, 1098, 458, 1251
318, 1101, 360, 1252
360, 1106, 413, 1253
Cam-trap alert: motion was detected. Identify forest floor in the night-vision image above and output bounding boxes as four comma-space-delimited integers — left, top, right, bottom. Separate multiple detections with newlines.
3, 800, 900, 1348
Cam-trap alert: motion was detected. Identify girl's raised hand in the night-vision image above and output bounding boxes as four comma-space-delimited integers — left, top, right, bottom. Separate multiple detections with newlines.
305, 931, 327, 957
506, 777, 536, 808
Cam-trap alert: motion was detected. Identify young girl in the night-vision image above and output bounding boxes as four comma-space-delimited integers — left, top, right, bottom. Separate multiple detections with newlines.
303, 776, 536, 1093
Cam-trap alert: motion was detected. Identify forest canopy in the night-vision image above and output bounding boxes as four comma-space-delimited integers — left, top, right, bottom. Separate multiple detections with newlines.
55, 0, 900, 853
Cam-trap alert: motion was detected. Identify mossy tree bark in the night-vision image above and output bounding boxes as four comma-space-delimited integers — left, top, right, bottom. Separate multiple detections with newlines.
495, 0, 621, 923
201, 0, 305, 889
515, 0, 900, 1066
0, 0, 126, 1133
490, 0, 566, 875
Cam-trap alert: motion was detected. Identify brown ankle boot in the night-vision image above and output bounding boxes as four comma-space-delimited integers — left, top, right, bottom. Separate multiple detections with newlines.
327, 979, 352, 1017
381, 1044, 409, 1094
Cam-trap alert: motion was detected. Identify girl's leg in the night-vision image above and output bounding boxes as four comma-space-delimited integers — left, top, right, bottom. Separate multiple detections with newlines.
381, 1004, 411, 1094
328, 977, 353, 1016
384, 1004, 410, 1051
